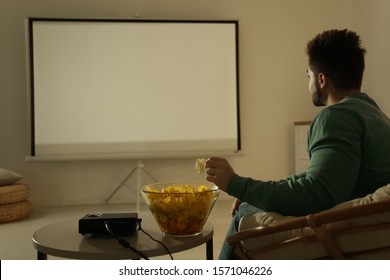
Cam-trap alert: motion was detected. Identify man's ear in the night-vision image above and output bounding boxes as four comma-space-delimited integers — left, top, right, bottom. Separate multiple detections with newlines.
317, 73, 327, 88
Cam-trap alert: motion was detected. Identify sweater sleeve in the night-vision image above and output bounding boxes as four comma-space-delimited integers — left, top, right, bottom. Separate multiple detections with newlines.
227, 107, 363, 216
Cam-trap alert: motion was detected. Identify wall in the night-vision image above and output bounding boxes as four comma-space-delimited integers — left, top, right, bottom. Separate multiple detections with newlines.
353, 0, 390, 115
1, 0, 386, 206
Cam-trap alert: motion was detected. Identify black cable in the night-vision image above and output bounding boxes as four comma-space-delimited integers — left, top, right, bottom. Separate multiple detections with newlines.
104, 221, 150, 260
136, 219, 174, 260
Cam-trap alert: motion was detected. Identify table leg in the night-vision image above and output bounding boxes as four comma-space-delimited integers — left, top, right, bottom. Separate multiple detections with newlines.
206, 238, 213, 260
37, 251, 47, 260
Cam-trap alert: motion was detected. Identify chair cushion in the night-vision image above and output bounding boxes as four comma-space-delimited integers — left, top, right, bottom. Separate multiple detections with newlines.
238, 184, 390, 259
0, 184, 30, 205
0, 168, 23, 186
0, 200, 33, 223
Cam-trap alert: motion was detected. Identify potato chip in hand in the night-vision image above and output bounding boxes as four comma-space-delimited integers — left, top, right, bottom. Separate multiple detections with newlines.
195, 158, 206, 174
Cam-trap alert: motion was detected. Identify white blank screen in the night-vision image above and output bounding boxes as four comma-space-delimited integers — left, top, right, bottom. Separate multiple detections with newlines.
29, 19, 239, 160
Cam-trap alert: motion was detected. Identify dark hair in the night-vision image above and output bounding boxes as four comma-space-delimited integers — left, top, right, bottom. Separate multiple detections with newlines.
306, 29, 366, 89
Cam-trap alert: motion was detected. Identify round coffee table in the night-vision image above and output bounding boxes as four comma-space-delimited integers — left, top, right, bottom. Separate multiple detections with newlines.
32, 212, 214, 260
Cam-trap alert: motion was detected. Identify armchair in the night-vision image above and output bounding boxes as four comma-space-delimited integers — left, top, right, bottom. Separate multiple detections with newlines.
227, 184, 390, 259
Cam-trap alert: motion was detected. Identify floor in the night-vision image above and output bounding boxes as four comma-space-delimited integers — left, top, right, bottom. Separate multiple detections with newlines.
0, 198, 235, 260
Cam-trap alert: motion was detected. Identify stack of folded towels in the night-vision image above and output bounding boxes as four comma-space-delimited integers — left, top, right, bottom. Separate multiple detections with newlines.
0, 168, 33, 223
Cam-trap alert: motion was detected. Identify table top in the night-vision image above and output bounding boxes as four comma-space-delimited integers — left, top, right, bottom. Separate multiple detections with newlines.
32, 211, 213, 259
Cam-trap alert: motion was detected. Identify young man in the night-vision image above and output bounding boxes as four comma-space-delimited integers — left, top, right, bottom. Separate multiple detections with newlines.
205, 29, 390, 259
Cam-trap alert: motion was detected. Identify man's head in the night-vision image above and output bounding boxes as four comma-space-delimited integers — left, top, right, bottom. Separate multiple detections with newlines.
306, 29, 366, 106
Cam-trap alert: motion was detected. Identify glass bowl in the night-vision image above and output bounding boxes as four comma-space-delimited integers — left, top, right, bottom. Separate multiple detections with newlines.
140, 181, 220, 236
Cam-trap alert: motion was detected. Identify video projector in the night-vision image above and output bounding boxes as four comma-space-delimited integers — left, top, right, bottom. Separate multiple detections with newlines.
78, 212, 139, 236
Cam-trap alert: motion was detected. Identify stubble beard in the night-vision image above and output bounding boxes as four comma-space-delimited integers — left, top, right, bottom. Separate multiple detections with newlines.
312, 80, 326, 107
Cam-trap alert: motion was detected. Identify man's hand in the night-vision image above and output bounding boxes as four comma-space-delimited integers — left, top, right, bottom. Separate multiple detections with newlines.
205, 157, 236, 192
230, 198, 242, 216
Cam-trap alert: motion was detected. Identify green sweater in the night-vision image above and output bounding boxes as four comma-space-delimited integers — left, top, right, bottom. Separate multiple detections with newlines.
227, 93, 390, 216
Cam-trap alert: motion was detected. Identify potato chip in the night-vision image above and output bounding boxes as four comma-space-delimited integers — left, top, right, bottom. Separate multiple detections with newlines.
195, 158, 206, 174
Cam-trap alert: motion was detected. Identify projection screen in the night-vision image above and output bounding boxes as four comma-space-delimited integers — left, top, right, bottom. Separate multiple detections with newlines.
26, 18, 240, 161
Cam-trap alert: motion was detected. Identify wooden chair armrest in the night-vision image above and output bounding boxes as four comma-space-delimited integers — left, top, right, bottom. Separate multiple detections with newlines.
227, 215, 306, 245
227, 199, 390, 245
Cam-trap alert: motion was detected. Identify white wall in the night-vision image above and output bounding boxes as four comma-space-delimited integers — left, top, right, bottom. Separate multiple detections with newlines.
353, 0, 390, 115
1, 0, 388, 206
